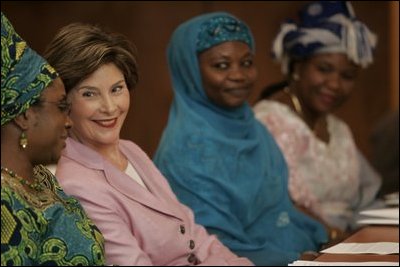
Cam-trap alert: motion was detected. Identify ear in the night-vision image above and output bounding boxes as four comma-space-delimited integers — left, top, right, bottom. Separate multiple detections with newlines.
292, 61, 301, 76
13, 108, 39, 131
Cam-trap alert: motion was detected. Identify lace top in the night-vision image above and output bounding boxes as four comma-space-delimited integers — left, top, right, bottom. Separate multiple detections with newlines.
254, 100, 361, 230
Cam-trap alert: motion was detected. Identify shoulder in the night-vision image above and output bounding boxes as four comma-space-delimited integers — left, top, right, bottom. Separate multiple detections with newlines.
56, 162, 114, 213
56, 154, 107, 199
253, 99, 292, 118
57, 154, 98, 178
254, 99, 300, 133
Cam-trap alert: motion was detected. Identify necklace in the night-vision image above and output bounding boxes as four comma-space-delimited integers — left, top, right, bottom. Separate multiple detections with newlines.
284, 87, 303, 116
283, 87, 330, 140
1, 166, 44, 191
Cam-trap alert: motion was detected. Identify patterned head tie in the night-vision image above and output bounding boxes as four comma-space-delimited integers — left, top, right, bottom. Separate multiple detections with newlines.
1, 12, 58, 126
272, 1, 377, 74
196, 14, 253, 53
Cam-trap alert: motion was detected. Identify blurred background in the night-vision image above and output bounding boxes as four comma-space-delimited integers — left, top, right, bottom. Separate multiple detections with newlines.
2, 1, 398, 162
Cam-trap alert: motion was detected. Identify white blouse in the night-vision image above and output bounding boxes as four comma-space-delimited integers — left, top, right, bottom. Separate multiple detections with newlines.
125, 161, 148, 190
254, 100, 381, 231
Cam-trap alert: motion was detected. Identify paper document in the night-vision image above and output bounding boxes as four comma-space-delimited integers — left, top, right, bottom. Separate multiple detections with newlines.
383, 192, 399, 206
359, 208, 399, 219
357, 218, 399, 225
320, 242, 399, 255
385, 198, 399, 206
288, 260, 399, 266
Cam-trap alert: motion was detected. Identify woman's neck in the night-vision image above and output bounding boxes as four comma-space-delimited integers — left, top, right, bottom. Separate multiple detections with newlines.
100, 145, 128, 171
1, 143, 35, 182
284, 87, 318, 127
284, 87, 329, 142
70, 135, 128, 171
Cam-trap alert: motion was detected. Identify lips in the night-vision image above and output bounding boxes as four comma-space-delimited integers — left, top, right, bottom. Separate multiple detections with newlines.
224, 87, 249, 97
93, 118, 118, 128
319, 93, 336, 105
60, 135, 67, 148
318, 88, 338, 107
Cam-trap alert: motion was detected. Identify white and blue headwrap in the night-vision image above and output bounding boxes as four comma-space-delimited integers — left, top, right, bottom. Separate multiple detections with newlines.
272, 1, 377, 74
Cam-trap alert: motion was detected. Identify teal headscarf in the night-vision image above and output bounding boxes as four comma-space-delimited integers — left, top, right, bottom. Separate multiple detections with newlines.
1, 12, 58, 126
154, 12, 328, 266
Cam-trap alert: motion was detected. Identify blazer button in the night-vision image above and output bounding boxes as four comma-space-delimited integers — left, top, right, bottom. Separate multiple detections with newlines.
180, 225, 185, 234
187, 253, 198, 263
189, 239, 195, 249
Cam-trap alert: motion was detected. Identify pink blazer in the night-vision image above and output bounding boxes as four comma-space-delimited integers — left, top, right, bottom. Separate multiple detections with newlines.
56, 138, 253, 266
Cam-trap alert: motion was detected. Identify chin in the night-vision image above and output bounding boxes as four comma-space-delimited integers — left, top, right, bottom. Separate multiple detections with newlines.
231, 100, 247, 108
97, 137, 120, 145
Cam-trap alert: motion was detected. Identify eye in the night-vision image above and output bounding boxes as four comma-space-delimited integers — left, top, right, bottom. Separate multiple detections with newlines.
242, 59, 253, 67
82, 90, 96, 97
213, 62, 229, 70
317, 64, 333, 73
58, 101, 72, 114
341, 71, 357, 81
111, 85, 124, 94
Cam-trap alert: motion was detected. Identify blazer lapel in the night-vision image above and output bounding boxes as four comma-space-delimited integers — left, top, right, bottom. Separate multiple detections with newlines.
118, 143, 185, 220
65, 138, 183, 220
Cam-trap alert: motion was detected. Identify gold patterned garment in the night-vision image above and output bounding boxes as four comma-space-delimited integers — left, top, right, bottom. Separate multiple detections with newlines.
1, 165, 106, 266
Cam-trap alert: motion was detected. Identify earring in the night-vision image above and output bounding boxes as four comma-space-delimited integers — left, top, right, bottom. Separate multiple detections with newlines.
292, 73, 300, 81
19, 131, 28, 149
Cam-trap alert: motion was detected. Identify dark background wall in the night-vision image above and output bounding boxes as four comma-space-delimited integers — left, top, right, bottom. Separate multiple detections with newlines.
2, 1, 398, 161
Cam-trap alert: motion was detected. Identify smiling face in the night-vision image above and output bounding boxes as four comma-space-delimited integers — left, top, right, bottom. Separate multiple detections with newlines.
198, 41, 258, 109
67, 63, 130, 150
295, 53, 359, 115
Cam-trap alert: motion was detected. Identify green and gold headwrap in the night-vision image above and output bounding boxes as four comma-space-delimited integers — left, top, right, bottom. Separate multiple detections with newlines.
1, 12, 58, 126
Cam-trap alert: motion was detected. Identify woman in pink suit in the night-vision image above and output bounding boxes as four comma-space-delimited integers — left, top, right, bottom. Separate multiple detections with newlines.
44, 23, 253, 266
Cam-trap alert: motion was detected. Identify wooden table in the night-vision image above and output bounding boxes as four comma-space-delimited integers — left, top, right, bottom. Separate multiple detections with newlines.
315, 226, 399, 262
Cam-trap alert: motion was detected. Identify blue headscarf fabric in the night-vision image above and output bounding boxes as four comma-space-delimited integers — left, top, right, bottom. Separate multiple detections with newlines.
272, 1, 377, 74
196, 14, 253, 53
1, 12, 58, 126
154, 11, 327, 266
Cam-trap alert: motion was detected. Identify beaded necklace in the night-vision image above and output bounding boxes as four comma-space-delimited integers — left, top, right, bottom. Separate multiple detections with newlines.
1, 166, 44, 191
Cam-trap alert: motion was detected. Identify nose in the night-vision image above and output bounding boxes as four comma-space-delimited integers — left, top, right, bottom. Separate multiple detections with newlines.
326, 73, 341, 92
65, 115, 73, 129
100, 95, 117, 114
228, 66, 246, 82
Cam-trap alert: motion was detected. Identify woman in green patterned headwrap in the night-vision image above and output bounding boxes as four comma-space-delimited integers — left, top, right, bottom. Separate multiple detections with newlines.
1, 12, 106, 266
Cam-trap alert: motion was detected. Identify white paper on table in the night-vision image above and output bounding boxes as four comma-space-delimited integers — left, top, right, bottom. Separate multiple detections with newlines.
357, 218, 399, 225
359, 208, 399, 219
320, 242, 399, 255
288, 260, 399, 266
384, 198, 399, 206
384, 192, 399, 201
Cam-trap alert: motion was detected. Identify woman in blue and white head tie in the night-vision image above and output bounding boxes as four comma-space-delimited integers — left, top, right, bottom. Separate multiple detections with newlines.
254, 1, 381, 239
154, 11, 328, 266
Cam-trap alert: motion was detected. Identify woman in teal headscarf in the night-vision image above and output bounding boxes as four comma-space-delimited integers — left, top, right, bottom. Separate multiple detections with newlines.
154, 11, 328, 266
1, 12, 106, 266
